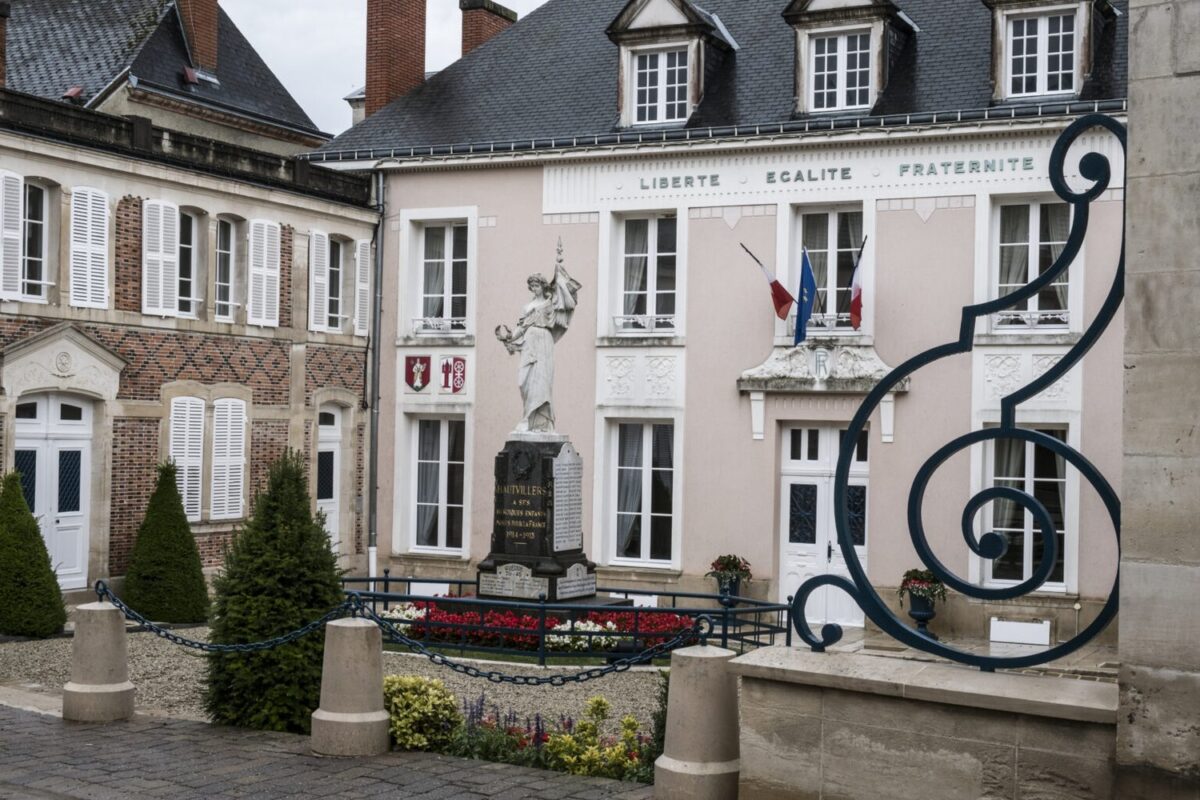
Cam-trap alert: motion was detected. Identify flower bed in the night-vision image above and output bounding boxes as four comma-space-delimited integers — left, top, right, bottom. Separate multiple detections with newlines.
381, 602, 692, 654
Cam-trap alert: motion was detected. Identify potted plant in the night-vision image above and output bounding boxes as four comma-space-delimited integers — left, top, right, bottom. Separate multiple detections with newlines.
897, 569, 947, 639
706, 554, 752, 599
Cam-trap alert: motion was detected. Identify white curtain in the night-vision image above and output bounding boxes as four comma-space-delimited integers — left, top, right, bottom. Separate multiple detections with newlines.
617, 424, 643, 557
837, 212, 864, 313
802, 214, 829, 313
992, 438, 1026, 579
1043, 204, 1070, 310
416, 421, 440, 546
623, 220, 649, 317
999, 206, 1029, 296
423, 226, 445, 318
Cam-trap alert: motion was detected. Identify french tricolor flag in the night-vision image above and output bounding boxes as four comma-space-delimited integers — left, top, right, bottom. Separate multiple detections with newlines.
848, 237, 868, 330
741, 243, 795, 320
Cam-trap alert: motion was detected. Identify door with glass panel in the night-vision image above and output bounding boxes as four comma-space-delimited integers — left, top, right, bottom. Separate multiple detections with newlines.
779, 426, 868, 627
12, 394, 92, 590
316, 407, 342, 555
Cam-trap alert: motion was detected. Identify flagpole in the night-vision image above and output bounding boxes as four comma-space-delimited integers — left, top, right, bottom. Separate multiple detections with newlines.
740, 243, 775, 283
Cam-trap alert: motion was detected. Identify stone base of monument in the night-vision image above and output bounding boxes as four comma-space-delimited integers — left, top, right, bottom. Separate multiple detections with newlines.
478, 435, 599, 603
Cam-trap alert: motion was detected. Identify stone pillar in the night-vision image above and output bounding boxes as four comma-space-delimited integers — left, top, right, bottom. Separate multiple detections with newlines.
655, 645, 739, 800
311, 618, 390, 756
62, 602, 135, 722
1119, 0, 1200, 792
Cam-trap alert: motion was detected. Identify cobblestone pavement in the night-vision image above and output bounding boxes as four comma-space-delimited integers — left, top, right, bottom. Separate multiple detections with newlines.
0, 706, 654, 800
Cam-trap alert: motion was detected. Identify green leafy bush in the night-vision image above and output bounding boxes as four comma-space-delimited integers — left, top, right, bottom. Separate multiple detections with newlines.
544, 696, 647, 781
204, 451, 342, 733
0, 472, 66, 638
123, 462, 208, 623
383, 675, 463, 750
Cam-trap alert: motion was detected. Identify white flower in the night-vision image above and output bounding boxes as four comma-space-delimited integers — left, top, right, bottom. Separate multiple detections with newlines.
545, 620, 620, 652
381, 603, 427, 622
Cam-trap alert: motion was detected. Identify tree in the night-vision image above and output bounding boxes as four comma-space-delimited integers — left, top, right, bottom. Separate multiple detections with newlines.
205, 450, 343, 733
123, 462, 209, 623
0, 472, 67, 638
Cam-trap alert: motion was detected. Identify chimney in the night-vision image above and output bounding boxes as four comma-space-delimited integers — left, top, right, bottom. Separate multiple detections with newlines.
177, 0, 220, 72
460, 0, 516, 56
366, 0, 426, 118
0, 1, 10, 89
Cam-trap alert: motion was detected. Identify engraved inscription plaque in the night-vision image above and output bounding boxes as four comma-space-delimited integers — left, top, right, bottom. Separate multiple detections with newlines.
553, 444, 583, 553
478, 563, 551, 600
556, 562, 597, 600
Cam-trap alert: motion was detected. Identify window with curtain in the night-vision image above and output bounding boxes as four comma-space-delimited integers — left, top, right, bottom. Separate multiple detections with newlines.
414, 418, 466, 551
996, 201, 1070, 329
988, 428, 1068, 586
810, 31, 872, 111
799, 208, 863, 332
634, 49, 689, 124
1008, 12, 1076, 97
619, 216, 677, 333
615, 422, 675, 564
417, 224, 468, 334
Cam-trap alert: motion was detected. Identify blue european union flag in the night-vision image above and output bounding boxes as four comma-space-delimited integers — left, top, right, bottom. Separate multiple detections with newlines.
795, 247, 818, 345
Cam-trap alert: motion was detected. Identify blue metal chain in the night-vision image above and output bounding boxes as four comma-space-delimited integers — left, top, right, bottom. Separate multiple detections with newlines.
93, 581, 357, 654
93, 581, 711, 683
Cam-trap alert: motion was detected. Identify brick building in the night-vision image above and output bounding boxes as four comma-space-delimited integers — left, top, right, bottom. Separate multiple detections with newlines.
0, 1, 379, 596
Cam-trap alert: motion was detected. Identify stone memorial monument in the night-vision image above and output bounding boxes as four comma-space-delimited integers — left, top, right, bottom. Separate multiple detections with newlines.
478, 241, 597, 602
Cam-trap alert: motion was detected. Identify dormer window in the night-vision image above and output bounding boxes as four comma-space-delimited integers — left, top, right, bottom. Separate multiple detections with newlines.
1007, 11, 1076, 96
608, 0, 737, 129
810, 30, 872, 111
635, 48, 690, 124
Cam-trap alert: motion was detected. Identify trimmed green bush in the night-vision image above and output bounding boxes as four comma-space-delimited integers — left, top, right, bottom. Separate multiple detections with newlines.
122, 462, 209, 623
0, 472, 67, 638
383, 675, 462, 750
205, 450, 342, 733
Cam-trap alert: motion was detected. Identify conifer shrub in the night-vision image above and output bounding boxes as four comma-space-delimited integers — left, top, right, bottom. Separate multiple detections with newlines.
0, 472, 67, 638
205, 450, 342, 733
122, 462, 209, 623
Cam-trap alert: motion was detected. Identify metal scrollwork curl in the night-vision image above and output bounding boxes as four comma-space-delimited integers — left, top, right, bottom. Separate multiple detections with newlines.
792, 114, 1125, 671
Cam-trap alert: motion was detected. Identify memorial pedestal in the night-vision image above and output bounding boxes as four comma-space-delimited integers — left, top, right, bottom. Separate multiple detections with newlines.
477, 435, 597, 602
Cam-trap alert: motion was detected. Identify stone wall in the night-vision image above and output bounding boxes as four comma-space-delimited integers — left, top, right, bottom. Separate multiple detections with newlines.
1118, 0, 1200, 789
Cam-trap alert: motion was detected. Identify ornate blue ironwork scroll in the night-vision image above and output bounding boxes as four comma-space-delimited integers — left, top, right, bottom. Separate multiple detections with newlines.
792, 114, 1125, 671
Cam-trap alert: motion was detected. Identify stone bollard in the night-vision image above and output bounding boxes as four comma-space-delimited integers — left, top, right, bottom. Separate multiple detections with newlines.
62, 602, 135, 722
655, 645, 739, 800
311, 618, 390, 756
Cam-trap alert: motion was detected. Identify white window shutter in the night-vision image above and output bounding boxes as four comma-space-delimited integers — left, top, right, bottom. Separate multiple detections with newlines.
170, 397, 205, 522
309, 231, 329, 332
70, 188, 110, 309
354, 240, 371, 337
210, 399, 247, 520
0, 171, 24, 300
143, 200, 179, 315
248, 220, 280, 327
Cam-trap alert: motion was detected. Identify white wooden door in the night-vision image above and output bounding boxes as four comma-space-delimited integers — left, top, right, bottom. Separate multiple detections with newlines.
778, 427, 869, 628
316, 406, 342, 555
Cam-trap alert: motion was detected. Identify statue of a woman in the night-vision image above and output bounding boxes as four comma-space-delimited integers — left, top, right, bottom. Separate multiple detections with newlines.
495, 240, 582, 434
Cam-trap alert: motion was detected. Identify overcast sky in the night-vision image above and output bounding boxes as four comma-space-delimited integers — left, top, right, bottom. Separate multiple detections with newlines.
222, 0, 552, 136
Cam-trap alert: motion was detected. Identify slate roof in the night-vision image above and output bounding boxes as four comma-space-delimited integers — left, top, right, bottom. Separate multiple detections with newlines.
316, 0, 1127, 159
5, 0, 321, 136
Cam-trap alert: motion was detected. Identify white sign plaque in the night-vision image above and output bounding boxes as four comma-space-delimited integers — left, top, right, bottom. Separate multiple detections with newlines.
479, 563, 550, 600
553, 444, 584, 553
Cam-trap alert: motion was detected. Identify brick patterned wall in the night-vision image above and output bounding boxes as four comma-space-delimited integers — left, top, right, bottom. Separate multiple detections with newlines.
109, 417, 158, 575
115, 196, 143, 313
305, 346, 366, 406
355, 421, 366, 555
0, 316, 51, 352
82, 325, 291, 405
177, 0, 219, 71
195, 530, 235, 568
249, 419, 289, 506
280, 224, 294, 329
462, 3, 515, 55
366, 0, 425, 117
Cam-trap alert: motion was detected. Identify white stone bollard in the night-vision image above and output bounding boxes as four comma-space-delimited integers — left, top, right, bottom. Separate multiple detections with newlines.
62, 602, 135, 722
311, 618, 390, 756
655, 645, 740, 800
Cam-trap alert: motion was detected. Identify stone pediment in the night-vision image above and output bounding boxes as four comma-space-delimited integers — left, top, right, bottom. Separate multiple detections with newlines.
607, 0, 736, 48
782, 0, 906, 27
1, 323, 126, 401
737, 341, 909, 394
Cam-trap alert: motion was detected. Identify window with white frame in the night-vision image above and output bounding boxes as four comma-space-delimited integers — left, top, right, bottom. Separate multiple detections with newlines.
0, 172, 58, 302
70, 187, 109, 309
985, 429, 1068, 587
633, 48, 690, 124
614, 422, 675, 564
215, 218, 236, 322
169, 396, 205, 522
810, 30, 872, 112
247, 219, 281, 327
416, 223, 468, 335
796, 208, 864, 333
210, 399, 246, 521
995, 201, 1070, 329
618, 216, 677, 333
177, 211, 199, 316
413, 418, 465, 551
1007, 11, 1076, 97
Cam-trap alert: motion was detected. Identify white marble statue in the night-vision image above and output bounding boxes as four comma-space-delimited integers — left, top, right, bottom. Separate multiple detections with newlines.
495, 240, 582, 434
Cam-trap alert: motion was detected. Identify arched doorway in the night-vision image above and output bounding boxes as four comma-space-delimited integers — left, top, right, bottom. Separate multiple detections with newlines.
12, 393, 93, 590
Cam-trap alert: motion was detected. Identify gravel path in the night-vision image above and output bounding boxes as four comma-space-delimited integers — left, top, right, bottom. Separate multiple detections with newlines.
0, 628, 665, 730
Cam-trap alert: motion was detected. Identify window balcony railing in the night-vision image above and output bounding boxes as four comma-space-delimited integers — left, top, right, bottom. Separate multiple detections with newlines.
993, 309, 1070, 329
412, 317, 468, 336
613, 314, 677, 334
787, 313, 855, 337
